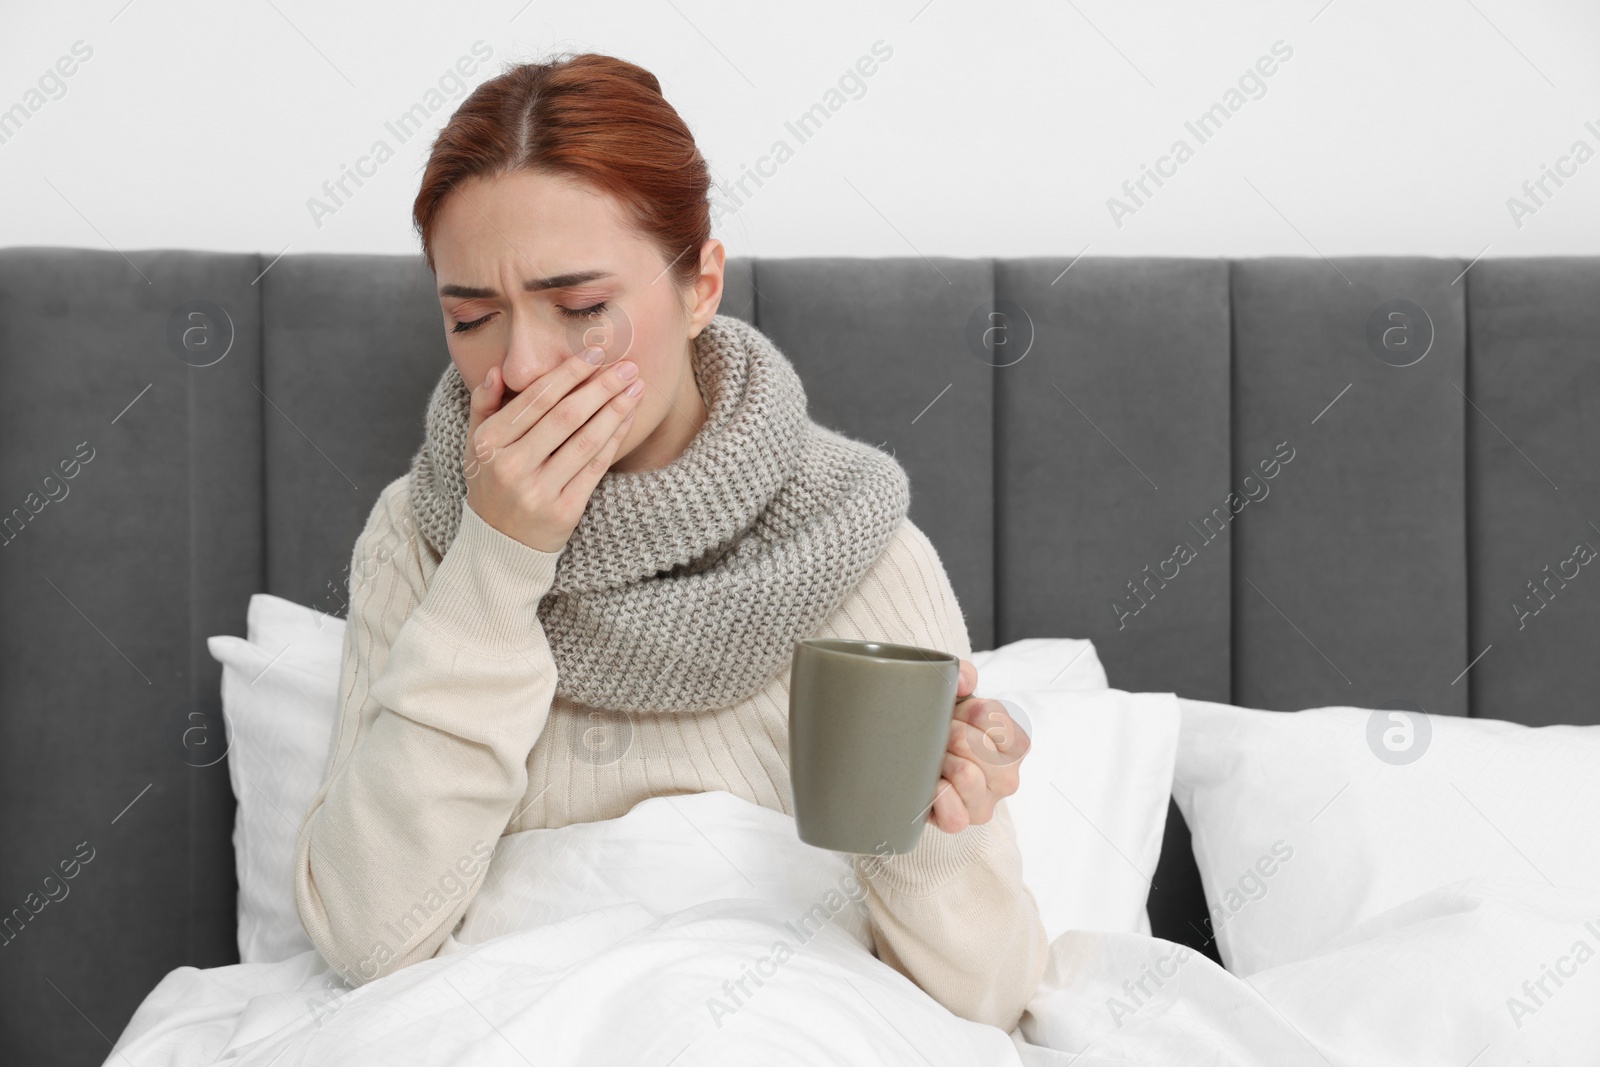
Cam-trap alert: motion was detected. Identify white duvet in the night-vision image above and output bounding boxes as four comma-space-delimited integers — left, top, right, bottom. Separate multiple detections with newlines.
109, 790, 1600, 1066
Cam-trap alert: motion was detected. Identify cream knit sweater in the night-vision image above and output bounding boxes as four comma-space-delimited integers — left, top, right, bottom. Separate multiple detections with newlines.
292, 473, 1050, 1032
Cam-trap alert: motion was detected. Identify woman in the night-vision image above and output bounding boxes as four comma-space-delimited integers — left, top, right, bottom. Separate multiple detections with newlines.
292, 51, 1048, 1033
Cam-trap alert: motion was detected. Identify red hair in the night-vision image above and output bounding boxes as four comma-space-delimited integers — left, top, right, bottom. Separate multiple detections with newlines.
413, 53, 711, 291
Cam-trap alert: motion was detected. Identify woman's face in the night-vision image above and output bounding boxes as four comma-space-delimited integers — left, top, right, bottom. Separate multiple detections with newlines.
430, 168, 722, 473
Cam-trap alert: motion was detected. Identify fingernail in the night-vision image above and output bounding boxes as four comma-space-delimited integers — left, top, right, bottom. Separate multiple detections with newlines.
581, 346, 604, 365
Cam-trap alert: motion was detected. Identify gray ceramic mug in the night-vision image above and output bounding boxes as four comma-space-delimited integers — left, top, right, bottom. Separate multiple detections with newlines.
788, 637, 960, 855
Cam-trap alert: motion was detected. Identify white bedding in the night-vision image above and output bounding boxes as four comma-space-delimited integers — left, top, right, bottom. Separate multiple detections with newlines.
108, 790, 1600, 1066
111, 790, 1026, 1066
1019, 875, 1600, 1066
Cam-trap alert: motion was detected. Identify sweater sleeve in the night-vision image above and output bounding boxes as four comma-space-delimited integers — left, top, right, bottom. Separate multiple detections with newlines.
291, 478, 565, 987
831, 519, 1051, 1033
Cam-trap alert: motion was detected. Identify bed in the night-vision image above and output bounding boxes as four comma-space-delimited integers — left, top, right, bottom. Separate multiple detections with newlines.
0, 248, 1596, 1063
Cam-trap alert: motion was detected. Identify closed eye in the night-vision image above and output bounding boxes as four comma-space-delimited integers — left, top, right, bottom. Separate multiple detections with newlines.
453, 301, 607, 333
452, 313, 494, 334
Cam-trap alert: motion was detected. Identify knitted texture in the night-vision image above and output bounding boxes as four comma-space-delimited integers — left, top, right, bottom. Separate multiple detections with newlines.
406, 313, 912, 712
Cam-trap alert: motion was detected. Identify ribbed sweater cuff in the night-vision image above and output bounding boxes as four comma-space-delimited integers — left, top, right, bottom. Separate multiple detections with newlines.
410, 500, 564, 654
852, 818, 996, 898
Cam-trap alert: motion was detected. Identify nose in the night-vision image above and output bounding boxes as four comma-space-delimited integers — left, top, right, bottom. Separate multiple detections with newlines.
497, 312, 564, 395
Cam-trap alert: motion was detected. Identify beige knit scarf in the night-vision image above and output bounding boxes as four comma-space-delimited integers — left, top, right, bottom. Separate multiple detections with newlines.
406, 313, 911, 713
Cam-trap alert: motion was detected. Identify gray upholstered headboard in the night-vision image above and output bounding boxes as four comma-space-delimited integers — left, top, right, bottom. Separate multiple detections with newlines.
3, 248, 1597, 1064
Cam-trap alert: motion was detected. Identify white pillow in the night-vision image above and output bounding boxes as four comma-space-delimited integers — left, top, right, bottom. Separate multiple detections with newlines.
967, 638, 1172, 941
987, 686, 1179, 943
1172, 697, 1600, 977
970, 636, 1108, 694
207, 594, 346, 963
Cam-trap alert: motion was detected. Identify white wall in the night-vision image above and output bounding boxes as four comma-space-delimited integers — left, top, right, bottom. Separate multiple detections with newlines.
3, 0, 1598, 260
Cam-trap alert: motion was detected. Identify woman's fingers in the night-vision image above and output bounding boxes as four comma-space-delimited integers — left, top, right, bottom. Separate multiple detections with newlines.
472, 349, 606, 464
927, 774, 969, 833
956, 657, 977, 698
953, 696, 1029, 768
926, 707, 1026, 832
463, 365, 504, 477
926, 749, 995, 832
459, 348, 640, 554
946, 750, 998, 823
551, 387, 642, 510
923, 671, 993, 833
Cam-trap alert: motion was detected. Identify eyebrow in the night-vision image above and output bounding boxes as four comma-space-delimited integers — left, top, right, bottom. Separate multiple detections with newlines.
438, 270, 614, 299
